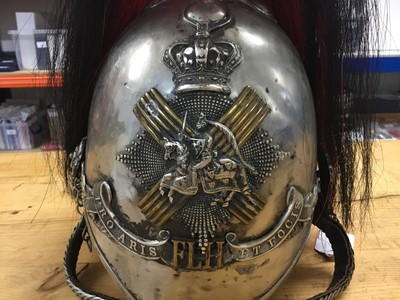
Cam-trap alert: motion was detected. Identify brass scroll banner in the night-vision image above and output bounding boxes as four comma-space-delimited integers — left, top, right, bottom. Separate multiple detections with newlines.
225, 187, 306, 261
85, 181, 170, 260
85, 180, 317, 268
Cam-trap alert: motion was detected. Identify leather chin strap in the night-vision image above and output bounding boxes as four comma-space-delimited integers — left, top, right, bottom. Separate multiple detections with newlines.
64, 214, 354, 300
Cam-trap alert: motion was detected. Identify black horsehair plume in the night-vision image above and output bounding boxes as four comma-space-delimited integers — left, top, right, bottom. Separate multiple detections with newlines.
313, 0, 380, 228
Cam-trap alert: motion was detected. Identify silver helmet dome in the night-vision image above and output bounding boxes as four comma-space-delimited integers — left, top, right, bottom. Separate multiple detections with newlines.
76, 0, 318, 298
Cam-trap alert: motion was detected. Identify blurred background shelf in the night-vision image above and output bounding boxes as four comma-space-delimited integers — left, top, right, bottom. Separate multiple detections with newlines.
0, 71, 62, 88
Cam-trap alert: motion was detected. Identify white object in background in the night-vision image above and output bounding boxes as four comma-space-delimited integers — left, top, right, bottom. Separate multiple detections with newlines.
16, 12, 37, 33
314, 230, 355, 258
11, 13, 48, 70
8, 30, 36, 70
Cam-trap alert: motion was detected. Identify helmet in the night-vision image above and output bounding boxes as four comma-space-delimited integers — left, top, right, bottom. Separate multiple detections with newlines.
72, 0, 318, 298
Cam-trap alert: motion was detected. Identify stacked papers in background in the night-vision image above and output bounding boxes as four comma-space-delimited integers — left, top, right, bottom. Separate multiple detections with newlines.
374, 121, 400, 140
0, 104, 36, 150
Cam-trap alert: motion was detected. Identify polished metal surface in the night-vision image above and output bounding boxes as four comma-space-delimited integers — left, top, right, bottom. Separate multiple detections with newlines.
82, 0, 317, 299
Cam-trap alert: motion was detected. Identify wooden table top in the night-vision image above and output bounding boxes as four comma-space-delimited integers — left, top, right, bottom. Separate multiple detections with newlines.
1, 140, 399, 300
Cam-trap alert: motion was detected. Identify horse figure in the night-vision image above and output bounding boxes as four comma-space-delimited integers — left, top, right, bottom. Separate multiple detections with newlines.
160, 138, 198, 202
